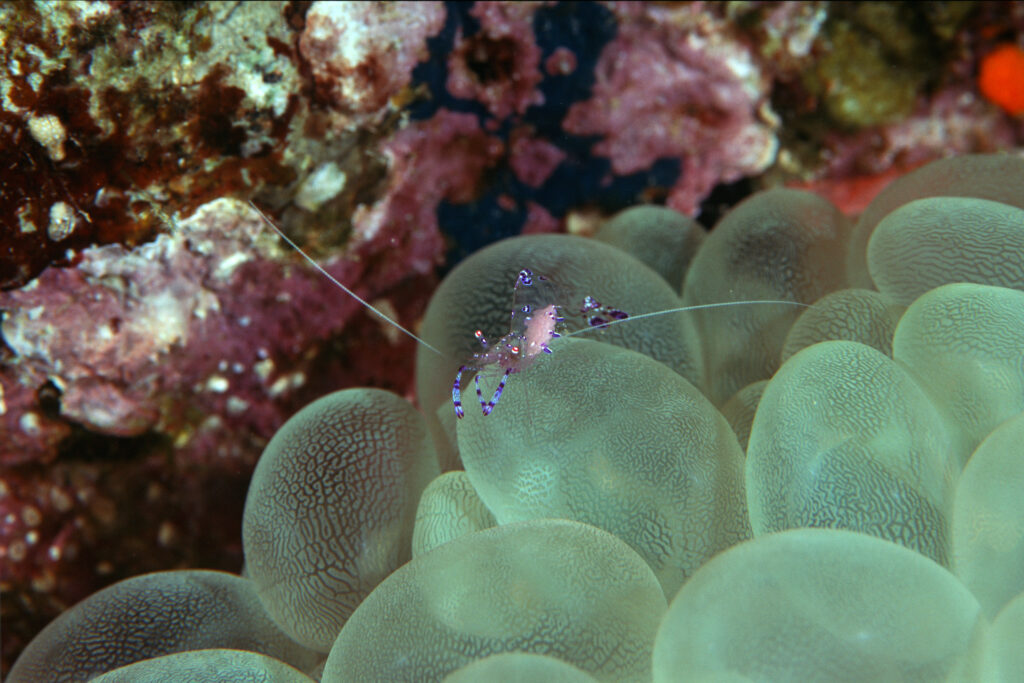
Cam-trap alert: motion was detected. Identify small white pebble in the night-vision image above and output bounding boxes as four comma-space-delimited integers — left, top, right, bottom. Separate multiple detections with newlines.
19, 412, 41, 435
206, 375, 229, 393
47, 201, 79, 241
27, 113, 66, 161
295, 161, 348, 212
22, 506, 41, 527
254, 358, 274, 379
269, 376, 290, 397
226, 396, 249, 415
9, 540, 27, 561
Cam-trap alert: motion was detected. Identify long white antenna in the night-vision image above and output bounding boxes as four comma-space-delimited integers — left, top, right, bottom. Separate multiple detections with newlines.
248, 201, 443, 356
563, 300, 812, 337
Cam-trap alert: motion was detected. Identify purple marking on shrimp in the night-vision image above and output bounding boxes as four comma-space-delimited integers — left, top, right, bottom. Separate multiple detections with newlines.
451, 268, 635, 419
452, 365, 467, 419
452, 269, 572, 418
475, 367, 511, 416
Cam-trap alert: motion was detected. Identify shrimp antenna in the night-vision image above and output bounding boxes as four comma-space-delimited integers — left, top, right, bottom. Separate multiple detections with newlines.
248, 201, 443, 356
563, 300, 813, 337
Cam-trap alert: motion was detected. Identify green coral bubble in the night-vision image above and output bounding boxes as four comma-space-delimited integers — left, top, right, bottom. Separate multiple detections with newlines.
653, 528, 985, 682
457, 337, 749, 597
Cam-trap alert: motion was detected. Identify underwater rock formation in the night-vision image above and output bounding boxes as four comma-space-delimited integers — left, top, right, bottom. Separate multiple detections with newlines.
8, 147, 1024, 681
4, 0, 1024, 676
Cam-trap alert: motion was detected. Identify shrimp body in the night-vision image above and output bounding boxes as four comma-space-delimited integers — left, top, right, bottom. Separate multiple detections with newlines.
452, 271, 565, 418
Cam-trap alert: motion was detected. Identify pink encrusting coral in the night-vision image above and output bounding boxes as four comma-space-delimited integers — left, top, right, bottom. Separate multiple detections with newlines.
563, 4, 779, 215
1, 199, 436, 464
447, 2, 546, 119
508, 127, 568, 189
299, 1, 446, 115
353, 109, 504, 271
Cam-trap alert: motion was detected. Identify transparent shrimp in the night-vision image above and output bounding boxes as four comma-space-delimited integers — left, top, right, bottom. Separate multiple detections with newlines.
451, 269, 566, 418
250, 202, 810, 419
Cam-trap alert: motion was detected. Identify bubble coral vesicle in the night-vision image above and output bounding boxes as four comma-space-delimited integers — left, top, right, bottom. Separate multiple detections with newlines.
321, 519, 667, 683
893, 283, 1024, 463
867, 197, 1024, 306
681, 188, 852, 404
457, 337, 749, 598
848, 154, 1024, 289
242, 388, 439, 652
747, 340, 959, 566
952, 412, 1024, 620
87, 648, 318, 683
652, 529, 984, 682
6, 570, 322, 682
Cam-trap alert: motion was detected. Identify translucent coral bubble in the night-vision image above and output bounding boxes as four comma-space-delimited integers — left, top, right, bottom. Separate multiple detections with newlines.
867, 197, 1024, 305
652, 528, 985, 682
780, 288, 905, 362
7, 570, 321, 682
594, 204, 706, 291
682, 188, 851, 404
747, 341, 958, 565
719, 379, 768, 455
442, 652, 599, 683
321, 518, 667, 683
412, 471, 496, 556
457, 337, 749, 598
417, 234, 701, 467
242, 388, 439, 652
981, 590, 1024, 681
848, 153, 1024, 288
88, 649, 317, 683
894, 283, 1024, 462
952, 412, 1024, 619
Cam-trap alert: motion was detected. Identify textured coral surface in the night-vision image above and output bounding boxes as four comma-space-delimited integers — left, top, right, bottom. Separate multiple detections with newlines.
3, 0, 1023, 676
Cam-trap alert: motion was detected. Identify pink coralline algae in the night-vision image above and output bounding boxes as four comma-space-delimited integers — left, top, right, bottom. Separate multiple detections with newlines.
2, 199, 434, 464
447, 1, 545, 119
509, 127, 567, 189
563, 5, 779, 215
299, 1, 446, 115
353, 109, 504, 270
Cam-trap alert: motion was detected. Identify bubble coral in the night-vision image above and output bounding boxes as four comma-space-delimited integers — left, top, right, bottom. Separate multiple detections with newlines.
242, 388, 439, 652
411, 470, 495, 557
747, 340, 959, 565
11, 152, 1024, 681
981, 589, 1024, 680
681, 188, 852, 404
652, 529, 984, 681
322, 519, 666, 682
953, 412, 1024, 619
457, 337, 749, 598
6, 570, 321, 682
88, 649, 317, 683
442, 652, 598, 682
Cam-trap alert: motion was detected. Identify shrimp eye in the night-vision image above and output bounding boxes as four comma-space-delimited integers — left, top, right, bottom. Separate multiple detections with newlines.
474, 330, 483, 338
511, 345, 520, 354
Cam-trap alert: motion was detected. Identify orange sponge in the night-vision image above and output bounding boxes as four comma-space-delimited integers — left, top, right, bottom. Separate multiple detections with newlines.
979, 44, 1024, 115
